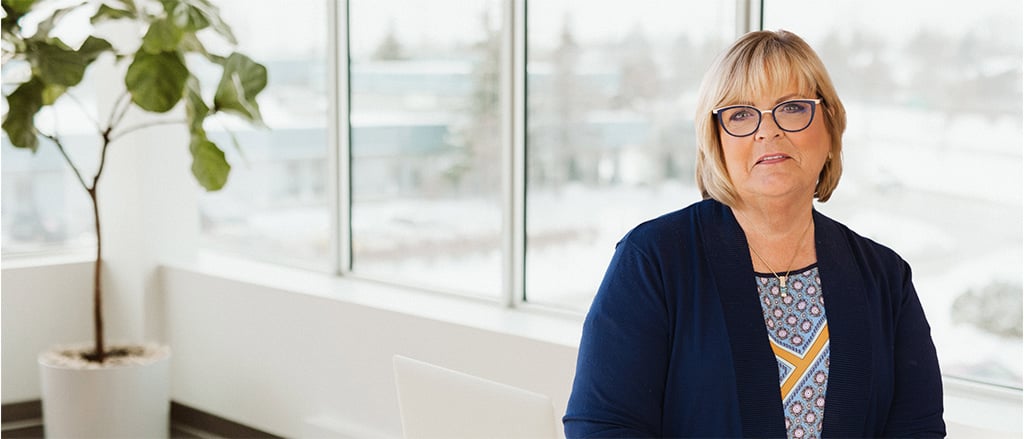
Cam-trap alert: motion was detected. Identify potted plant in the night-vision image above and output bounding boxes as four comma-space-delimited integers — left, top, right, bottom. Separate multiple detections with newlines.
2, 0, 267, 436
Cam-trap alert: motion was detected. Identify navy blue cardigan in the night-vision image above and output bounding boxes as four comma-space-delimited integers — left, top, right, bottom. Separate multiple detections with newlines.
564, 199, 945, 438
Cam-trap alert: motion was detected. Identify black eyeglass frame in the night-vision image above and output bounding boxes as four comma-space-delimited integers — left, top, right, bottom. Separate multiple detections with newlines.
712, 98, 822, 138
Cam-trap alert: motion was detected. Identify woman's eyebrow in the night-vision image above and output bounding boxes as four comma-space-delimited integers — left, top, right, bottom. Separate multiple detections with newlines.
774, 93, 802, 104
728, 93, 804, 108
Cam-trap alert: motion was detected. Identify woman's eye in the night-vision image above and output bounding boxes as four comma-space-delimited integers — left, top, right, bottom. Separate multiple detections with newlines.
779, 102, 808, 113
729, 109, 757, 121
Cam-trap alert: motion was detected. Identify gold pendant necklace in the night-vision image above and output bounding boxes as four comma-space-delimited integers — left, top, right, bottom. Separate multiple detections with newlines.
740, 212, 813, 298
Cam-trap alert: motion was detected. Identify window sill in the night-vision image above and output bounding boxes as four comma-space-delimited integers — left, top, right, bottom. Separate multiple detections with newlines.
1, 250, 95, 269
943, 375, 1022, 435
165, 251, 585, 349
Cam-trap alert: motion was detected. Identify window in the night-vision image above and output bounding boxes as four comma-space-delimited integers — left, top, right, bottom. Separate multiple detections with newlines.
1, 131, 98, 256
2, 1, 333, 268
764, 0, 1023, 388
196, 0, 331, 271
349, 0, 505, 297
524, 1, 735, 309
1, 9, 102, 256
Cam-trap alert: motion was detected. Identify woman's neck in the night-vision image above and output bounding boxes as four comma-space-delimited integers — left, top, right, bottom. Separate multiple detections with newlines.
731, 198, 817, 272
733, 197, 813, 236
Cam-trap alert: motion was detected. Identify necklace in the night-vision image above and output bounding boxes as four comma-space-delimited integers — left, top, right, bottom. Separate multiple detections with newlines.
739, 212, 813, 298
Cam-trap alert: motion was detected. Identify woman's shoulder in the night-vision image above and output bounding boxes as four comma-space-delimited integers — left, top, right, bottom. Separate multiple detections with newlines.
815, 211, 909, 271
619, 199, 718, 253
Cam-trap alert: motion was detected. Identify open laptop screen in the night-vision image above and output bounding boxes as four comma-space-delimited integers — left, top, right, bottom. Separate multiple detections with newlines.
393, 355, 560, 439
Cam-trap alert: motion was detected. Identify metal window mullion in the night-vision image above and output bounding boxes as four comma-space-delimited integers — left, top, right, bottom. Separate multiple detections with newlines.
753, 0, 764, 31
736, 0, 762, 36
328, 0, 353, 275
510, 0, 527, 308
500, 0, 524, 308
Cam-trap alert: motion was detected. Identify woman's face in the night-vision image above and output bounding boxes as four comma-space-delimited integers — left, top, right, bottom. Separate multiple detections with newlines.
719, 83, 831, 205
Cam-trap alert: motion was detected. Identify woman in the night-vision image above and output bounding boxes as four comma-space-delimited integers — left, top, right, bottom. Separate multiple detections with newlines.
563, 30, 944, 438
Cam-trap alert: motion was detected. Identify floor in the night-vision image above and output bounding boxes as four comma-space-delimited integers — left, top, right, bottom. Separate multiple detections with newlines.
0, 401, 279, 439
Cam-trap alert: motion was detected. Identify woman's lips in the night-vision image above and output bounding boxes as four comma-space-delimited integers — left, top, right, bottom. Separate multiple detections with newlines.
756, 153, 790, 165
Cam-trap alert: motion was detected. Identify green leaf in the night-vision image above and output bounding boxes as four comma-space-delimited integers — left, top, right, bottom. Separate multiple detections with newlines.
205, 52, 227, 65
2, 16, 23, 41
157, 0, 178, 11
180, 0, 236, 44
170, 1, 209, 31
216, 72, 262, 123
184, 75, 208, 134
141, 18, 184, 54
189, 133, 230, 191
213, 53, 267, 124
4, 0, 37, 14
27, 39, 89, 86
2, 76, 44, 151
2, 1, 31, 51
178, 32, 212, 59
223, 127, 249, 166
125, 51, 188, 112
77, 36, 113, 61
41, 83, 66, 104
91, 4, 134, 24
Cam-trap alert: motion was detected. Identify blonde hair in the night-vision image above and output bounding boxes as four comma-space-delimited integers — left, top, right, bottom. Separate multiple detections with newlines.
694, 29, 846, 206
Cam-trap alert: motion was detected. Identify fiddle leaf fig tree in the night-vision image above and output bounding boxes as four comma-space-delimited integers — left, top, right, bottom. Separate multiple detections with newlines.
1, 0, 267, 362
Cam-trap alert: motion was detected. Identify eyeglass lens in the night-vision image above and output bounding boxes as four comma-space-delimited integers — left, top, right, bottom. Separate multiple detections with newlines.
720, 100, 815, 137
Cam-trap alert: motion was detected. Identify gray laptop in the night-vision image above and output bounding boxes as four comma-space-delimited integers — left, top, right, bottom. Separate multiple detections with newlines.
393, 355, 560, 439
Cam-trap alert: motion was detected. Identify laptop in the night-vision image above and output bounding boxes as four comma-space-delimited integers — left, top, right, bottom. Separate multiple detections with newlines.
393, 355, 561, 439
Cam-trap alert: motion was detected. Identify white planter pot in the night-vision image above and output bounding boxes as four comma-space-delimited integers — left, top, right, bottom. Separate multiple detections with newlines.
39, 343, 170, 438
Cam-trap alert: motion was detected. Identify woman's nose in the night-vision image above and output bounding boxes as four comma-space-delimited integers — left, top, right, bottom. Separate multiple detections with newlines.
756, 111, 783, 140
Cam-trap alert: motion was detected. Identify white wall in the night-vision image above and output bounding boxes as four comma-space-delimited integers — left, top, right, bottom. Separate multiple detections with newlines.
3, 259, 1021, 438
2, 258, 94, 403
160, 256, 581, 438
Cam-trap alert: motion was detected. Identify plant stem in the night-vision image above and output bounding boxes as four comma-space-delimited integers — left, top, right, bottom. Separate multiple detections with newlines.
89, 183, 104, 363
87, 128, 117, 362
41, 131, 107, 362
63, 92, 105, 135
110, 119, 187, 143
42, 133, 89, 192
110, 92, 133, 130
94, 127, 113, 186
107, 92, 130, 129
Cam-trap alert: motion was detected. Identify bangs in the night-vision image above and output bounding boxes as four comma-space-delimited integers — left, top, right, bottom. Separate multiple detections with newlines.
715, 38, 817, 107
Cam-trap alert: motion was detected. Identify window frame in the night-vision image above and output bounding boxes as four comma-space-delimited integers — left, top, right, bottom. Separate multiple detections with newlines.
329, 0, 520, 304
332, 0, 761, 308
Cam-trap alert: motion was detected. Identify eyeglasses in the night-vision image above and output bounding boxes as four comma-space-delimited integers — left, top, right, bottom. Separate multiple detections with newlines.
712, 99, 821, 137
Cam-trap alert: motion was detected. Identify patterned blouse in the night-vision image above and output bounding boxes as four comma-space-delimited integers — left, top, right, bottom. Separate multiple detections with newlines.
756, 264, 829, 439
